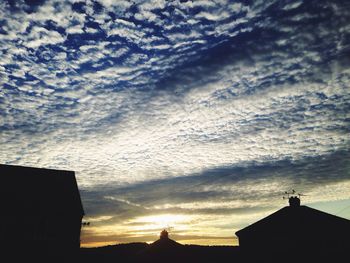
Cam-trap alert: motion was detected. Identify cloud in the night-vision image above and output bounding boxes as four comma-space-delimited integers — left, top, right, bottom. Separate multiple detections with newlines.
25, 26, 66, 48
80, 150, 350, 222
1, 0, 350, 245
78, 149, 350, 245
66, 24, 84, 35
283, 1, 303, 11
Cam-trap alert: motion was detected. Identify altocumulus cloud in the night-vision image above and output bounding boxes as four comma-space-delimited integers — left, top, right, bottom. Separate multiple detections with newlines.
1, 0, 350, 245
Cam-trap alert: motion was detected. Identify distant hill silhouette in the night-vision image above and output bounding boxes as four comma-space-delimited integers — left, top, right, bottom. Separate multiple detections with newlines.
80, 231, 239, 263
80, 242, 149, 263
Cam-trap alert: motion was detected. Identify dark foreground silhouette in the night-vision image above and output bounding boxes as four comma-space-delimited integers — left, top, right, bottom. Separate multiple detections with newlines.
0, 164, 83, 263
2, 165, 349, 263
2, 239, 347, 263
80, 239, 240, 263
79, 237, 348, 263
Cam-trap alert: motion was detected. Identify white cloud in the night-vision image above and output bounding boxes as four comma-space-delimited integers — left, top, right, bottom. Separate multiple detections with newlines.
195, 10, 231, 21
99, 0, 132, 9
85, 27, 99, 34
66, 24, 85, 35
134, 10, 159, 23
106, 22, 147, 44
83, 66, 135, 78
283, 1, 303, 11
166, 30, 203, 42
26, 27, 66, 48
138, 0, 167, 11
149, 44, 171, 50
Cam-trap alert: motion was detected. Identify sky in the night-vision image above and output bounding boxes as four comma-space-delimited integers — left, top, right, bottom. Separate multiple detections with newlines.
0, 0, 350, 247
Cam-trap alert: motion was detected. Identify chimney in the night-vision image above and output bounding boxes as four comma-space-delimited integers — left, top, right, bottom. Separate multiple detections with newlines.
160, 229, 169, 240
289, 196, 300, 207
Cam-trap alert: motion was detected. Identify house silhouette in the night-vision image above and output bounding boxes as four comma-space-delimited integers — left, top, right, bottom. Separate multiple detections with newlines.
235, 196, 350, 262
0, 164, 84, 261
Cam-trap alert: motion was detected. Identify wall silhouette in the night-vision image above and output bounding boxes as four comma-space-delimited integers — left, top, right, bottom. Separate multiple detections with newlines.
0, 164, 84, 262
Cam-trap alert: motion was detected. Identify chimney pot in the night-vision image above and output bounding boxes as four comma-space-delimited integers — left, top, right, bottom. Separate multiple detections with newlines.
289, 196, 300, 207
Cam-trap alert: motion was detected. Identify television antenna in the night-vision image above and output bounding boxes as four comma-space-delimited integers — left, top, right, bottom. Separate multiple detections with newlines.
282, 189, 307, 200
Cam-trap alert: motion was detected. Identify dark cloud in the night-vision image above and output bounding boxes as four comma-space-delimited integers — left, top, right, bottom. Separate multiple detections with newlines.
81, 150, 350, 222
4, 0, 47, 13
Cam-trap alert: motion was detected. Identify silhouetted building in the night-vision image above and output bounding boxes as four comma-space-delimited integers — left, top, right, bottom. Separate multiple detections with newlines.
0, 164, 84, 260
138, 230, 183, 263
235, 196, 350, 261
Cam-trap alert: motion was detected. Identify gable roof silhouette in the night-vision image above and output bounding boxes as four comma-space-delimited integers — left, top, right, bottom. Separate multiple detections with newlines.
0, 164, 84, 216
235, 203, 350, 241
150, 235, 183, 250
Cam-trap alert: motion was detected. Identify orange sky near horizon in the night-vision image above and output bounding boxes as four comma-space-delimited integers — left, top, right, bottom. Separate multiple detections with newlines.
80, 197, 350, 248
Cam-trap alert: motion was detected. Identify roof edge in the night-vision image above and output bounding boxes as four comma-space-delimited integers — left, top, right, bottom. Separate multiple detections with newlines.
0, 163, 74, 173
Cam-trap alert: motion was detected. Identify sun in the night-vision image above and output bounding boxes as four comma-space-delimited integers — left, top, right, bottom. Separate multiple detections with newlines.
130, 214, 189, 231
